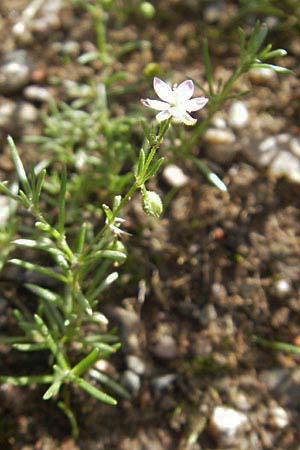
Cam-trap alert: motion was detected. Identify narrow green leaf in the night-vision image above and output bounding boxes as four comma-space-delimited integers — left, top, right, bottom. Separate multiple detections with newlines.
43, 380, 62, 399
74, 377, 117, 405
81, 334, 118, 344
250, 63, 293, 74
25, 283, 60, 303
58, 165, 67, 234
90, 369, 131, 399
71, 348, 99, 377
9, 258, 68, 283
0, 181, 20, 201
75, 291, 93, 316
261, 48, 287, 60
90, 272, 118, 301
13, 343, 47, 351
202, 38, 214, 95
7, 136, 31, 197
145, 157, 164, 180
254, 336, 300, 353
191, 157, 227, 192
76, 222, 87, 253
34, 168, 46, 203
86, 249, 127, 263
141, 120, 154, 144
137, 148, 146, 177
0, 374, 53, 385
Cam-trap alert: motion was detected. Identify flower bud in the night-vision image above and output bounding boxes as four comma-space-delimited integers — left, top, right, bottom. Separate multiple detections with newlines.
140, 2, 155, 19
142, 189, 163, 218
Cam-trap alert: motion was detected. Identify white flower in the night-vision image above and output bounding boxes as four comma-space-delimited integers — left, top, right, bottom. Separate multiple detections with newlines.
141, 77, 208, 126
108, 217, 131, 236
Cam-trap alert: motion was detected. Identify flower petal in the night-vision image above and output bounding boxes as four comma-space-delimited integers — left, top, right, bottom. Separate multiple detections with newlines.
156, 110, 171, 122
141, 98, 170, 110
153, 77, 173, 102
174, 80, 194, 101
185, 97, 208, 112
173, 111, 197, 126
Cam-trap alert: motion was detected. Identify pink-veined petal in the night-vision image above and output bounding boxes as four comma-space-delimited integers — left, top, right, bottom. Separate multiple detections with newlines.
174, 80, 194, 101
141, 98, 170, 110
153, 77, 173, 102
185, 97, 209, 112
156, 110, 171, 122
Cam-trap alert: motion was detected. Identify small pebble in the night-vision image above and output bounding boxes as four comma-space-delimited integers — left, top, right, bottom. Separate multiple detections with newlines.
203, 3, 223, 23
52, 40, 80, 58
209, 406, 249, 444
204, 128, 236, 145
0, 196, 13, 225
162, 164, 189, 188
122, 370, 141, 395
272, 279, 292, 298
126, 355, 146, 375
211, 283, 227, 302
290, 137, 300, 157
0, 51, 31, 94
228, 101, 249, 129
152, 335, 177, 360
24, 85, 52, 102
249, 67, 277, 86
151, 374, 177, 391
18, 102, 39, 123
269, 151, 300, 183
0, 100, 15, 129
269, 406, 289, 429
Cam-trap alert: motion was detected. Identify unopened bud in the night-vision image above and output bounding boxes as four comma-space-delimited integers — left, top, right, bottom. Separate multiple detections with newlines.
142, 190, 163, 218
140, 2, 155, 19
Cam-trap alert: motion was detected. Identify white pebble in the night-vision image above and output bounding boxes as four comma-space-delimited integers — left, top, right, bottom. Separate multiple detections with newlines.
269, 406, 289, 429
24, 85, 52, 102
204, 128, 236, 145
18, 102, 39, 123
126, 355, 146, 375
122, 370, 141, 395
273, 279, 291, 298
0, 196, 12, 225
163, 164, 189, 188
0, 100, 15, 128
228, 101, 249, 129
210, 406, 249, 443
249, 68, 277, 86
152, 335, 177, 360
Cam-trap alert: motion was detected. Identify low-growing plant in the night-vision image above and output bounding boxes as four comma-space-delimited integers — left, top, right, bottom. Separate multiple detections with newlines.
0, 118, 168, 436
0, 8, 293, 438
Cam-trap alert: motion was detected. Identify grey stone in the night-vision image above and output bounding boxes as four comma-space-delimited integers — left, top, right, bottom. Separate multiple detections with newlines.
152, 335, 177, 360
0, 100, 15, 129
151, 374, 177, 391
245, 134, 300, 183
0, 51, 31, 94
122, 370, 141, 395
249, 67, 277, 86
126, 355, 146, 375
